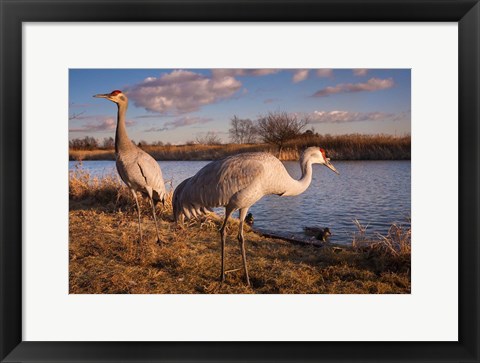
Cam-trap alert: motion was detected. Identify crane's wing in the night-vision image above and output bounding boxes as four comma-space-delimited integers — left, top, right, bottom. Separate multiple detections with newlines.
173, 153, 267, 220
134, 149, 166, 201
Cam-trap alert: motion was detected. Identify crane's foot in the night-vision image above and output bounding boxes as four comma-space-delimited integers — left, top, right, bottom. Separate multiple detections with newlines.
244, 270, 251, 287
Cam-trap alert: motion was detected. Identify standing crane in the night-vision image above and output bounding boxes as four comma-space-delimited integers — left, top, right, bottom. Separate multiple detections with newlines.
173, 146, 339, 286
93, 90, 166, 244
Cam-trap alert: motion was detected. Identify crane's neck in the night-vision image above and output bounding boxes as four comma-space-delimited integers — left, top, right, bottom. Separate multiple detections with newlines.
115, 102, 134, 154
282, 156, 313, 197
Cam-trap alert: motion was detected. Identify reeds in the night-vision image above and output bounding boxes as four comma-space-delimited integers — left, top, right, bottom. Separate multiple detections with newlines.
69, 162, 174, 214
69, 134, 411, 161
352, 219, 411, 256
352, 219, 411, 275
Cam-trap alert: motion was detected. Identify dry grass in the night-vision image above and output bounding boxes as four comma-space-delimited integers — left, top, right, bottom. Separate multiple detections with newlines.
69, 162, 174, 213
286, 133, 411, 160
69, 134, 410, 161
69, 168, 411, 294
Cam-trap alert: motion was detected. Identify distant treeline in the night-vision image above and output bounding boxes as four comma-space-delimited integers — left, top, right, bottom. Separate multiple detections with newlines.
69, 133, 411, 161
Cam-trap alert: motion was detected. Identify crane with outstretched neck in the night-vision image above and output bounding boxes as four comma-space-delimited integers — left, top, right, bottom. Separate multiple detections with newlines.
94, 90, 166, 244
173, 147, 339, 286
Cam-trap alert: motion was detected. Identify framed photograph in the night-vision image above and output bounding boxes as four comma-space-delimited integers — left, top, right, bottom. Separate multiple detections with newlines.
1, 0, 479, 362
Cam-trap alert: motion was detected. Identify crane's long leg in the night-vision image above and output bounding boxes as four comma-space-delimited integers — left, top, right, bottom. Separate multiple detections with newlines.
238, 208, 250, 286
220, 205, 235, 283
149, 196, 162, 245
131, 189, 142, 243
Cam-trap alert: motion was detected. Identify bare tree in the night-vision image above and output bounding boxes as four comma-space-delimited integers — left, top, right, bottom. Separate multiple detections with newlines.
196, 131, 222, 145
102, 137, 115, 149
69, 136, 99, 150
256, 111, 309, 156
69, 138, 81, 150
229, 116, 257, 144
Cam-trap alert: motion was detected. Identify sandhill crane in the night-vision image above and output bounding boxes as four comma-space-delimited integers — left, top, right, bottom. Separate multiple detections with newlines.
93, 90, 166, 244
173, 146, 339, 286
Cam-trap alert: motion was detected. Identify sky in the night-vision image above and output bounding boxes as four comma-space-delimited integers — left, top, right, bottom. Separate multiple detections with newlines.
69, 68, 411, 144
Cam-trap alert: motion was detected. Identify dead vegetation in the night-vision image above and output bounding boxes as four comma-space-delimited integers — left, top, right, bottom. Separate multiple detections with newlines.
69, 167, 411, 294
69, 134, 410, 161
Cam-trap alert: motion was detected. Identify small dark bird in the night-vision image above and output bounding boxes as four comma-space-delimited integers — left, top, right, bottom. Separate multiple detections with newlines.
245, 213, 254, 226
317, 227, 331, 242
304, 226, 332, 242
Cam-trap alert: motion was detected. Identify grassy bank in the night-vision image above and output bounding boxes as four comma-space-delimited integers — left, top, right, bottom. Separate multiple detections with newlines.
69, 134, 411, 161
69, 168, 411, 294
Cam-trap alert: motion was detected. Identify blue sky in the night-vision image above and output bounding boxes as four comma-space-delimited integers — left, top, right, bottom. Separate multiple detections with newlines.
69, 68, 411, 144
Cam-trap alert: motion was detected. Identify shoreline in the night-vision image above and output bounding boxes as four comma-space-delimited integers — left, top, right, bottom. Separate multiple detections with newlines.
69, 206, 411, 294
69, 169, 411, 294
69, 134, 411, 161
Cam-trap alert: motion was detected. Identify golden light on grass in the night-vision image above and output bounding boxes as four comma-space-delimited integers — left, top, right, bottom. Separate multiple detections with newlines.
69, 166, 411, 294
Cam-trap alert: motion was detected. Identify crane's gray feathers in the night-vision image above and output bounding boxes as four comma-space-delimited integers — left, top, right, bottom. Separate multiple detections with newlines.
173, 152, 290, 221
171, 145, 335, 285
116, 147, 166, 203
135, 150, 166, 202
95, 90, 165, 243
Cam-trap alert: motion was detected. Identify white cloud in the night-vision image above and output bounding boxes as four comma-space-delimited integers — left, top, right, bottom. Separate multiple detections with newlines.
292, 69, 309, 83
126, 70, 242, 114
316, 69, 333, 78
353, 69, 368, 76
309, 110, 408, 123
69, 117, 135, 133
145, 116, 213, 132
211, 69, 279, 78
313, 77, 394, 97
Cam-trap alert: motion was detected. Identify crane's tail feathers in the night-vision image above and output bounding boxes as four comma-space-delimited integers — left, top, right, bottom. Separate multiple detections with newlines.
153, 190, 166, 207
172, 177, 212, 223
190, 208, 199, 219
176, 203, 209, 223
182, 207, 192, 220
153, 198, 165, 207
202, 206, 213, 214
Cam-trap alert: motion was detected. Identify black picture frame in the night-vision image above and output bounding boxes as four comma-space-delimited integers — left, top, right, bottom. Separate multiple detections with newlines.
1, 1, 479, 362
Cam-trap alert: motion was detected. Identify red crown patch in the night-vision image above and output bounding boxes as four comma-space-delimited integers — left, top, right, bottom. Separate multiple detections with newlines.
319, 148, 327, 159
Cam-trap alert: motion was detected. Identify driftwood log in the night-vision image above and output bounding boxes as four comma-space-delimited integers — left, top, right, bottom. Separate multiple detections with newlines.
252, 229, 324, 248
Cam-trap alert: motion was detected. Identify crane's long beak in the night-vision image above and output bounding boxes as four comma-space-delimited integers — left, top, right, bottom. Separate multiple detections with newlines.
93, 93, 109, 98
325, 159, 339, 175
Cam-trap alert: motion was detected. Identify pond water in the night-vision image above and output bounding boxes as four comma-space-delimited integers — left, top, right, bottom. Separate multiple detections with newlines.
69, 159, 411, 245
